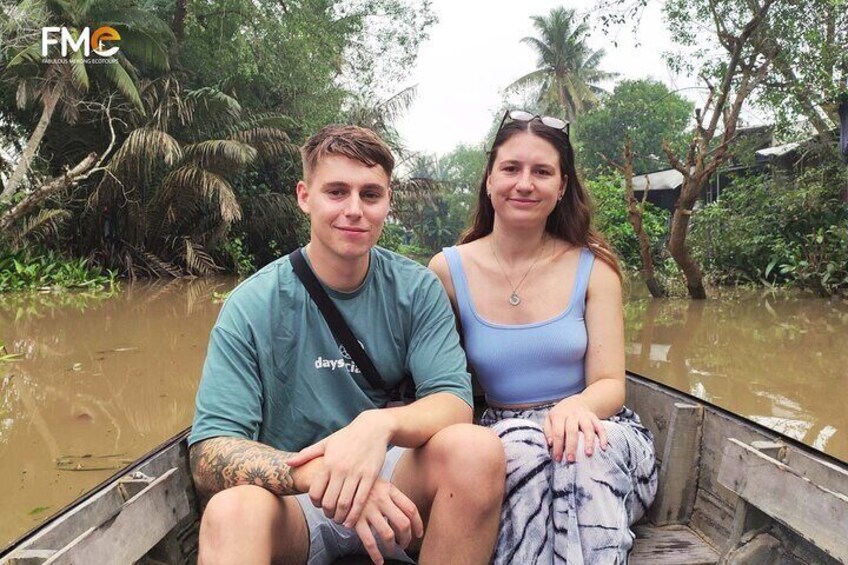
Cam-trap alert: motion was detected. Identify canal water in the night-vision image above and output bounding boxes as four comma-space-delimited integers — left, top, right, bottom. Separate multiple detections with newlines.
1, 278, 846, 548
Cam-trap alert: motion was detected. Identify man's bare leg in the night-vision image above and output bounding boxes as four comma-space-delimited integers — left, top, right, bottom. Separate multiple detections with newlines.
392, 423, 505, 564
197, 484, 310, 565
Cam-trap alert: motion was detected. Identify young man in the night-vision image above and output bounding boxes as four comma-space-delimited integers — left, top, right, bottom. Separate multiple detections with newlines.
189, 125, 505, 565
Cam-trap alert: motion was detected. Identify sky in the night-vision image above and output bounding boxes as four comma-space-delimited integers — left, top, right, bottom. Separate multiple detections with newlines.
395, 0, 687, 157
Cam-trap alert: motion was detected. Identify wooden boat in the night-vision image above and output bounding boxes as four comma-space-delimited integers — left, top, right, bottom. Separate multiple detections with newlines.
1, 372, 846, 565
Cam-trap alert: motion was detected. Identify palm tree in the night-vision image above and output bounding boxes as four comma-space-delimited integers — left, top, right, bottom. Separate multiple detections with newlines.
0, 0, 173, 205
509, 7, 617, 122
343, 85, 418, 161
85, 77, 299, 277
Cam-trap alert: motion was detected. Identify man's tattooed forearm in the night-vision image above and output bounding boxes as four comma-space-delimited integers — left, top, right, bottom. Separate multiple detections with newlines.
189, 437, 298, 497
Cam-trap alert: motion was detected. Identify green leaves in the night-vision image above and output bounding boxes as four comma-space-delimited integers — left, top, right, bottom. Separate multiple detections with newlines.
101, 60, 143, 110
510, 7, 616, 121
576, 79, 693, 177
690, 157, 848, 296
0, 250, 116, 292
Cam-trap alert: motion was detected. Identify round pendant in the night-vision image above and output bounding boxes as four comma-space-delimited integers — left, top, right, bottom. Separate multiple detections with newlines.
509, 292, 521, 306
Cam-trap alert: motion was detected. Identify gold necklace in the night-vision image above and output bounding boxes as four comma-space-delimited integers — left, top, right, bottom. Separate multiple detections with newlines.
489, 235, 548, 306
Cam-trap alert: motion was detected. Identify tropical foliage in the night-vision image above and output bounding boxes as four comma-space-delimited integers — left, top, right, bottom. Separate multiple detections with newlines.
0, 0, 437, 283
690, 157, 848, 296
83, 82, 298, 277
576, 80, 693, 177
509, 7, 617, 122
0, 248, 116, 292
0, 0, 173, 206
587, 175, 669, 273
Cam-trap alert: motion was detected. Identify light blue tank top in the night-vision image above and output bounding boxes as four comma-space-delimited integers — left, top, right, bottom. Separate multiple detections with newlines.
443, 245, 595, 406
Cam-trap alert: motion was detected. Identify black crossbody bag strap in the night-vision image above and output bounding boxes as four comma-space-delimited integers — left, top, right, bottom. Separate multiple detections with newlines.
289, 248, 388, 392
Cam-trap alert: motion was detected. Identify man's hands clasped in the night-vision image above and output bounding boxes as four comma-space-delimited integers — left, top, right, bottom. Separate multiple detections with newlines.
288, 410, 423, 564
352, 479, 424, 564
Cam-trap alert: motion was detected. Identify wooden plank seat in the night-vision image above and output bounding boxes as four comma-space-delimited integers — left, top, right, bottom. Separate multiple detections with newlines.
630, 525, 718, 564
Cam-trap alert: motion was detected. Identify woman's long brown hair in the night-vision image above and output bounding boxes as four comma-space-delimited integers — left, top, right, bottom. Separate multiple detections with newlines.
460, 118, 621, 278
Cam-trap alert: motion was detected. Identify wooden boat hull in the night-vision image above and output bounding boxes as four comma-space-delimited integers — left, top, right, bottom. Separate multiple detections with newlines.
2, 372, 846, 564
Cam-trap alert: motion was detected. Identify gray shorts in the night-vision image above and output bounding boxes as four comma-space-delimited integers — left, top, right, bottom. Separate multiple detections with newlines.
294, 446, 415, 565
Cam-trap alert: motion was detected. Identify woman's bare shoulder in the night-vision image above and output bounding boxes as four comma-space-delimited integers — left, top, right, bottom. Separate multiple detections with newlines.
427, 251, 456, 301
587, 255, 622, 298
427, 250, 449, 277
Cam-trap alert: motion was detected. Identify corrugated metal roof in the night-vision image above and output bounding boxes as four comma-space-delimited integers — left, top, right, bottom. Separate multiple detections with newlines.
632, 169, 684, 192
755, 142, 800, 159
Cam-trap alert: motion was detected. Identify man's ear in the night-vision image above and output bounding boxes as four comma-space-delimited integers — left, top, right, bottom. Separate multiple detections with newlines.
296, 181, 309, 213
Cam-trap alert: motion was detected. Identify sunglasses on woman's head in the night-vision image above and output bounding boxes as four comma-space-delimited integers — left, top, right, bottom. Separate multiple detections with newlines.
497, 109, 570, 136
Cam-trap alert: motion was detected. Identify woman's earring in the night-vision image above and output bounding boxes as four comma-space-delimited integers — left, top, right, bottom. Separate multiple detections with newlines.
558, 192, 564, 201
487, 191, 492, 198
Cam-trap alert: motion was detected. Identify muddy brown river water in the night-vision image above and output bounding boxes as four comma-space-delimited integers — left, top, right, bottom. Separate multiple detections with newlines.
1, 278, 846, 548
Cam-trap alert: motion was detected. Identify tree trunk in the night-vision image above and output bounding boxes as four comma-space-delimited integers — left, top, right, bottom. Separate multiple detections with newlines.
0, 152, 98, 232
0, 90, 59, 206
555, 76, 574, 123
668, 182, 707, 299
172, 0, 187, 42
621, 139, 665, 297
633, 213, 665, 298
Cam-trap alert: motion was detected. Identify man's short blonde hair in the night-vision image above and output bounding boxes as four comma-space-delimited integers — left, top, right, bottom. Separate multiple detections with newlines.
300, 125, 395, 181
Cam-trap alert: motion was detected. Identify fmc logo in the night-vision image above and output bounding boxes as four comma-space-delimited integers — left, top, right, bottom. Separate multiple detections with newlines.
41, 26, 121, 58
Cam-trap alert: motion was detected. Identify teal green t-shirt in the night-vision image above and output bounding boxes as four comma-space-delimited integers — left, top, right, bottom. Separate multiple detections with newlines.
189, 247, 472, 452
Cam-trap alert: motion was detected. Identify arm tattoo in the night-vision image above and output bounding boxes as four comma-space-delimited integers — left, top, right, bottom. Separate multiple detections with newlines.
189, 437, 299, 498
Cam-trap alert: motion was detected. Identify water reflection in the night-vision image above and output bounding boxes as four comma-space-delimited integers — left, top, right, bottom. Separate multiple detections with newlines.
624, 292, 848, 462
0, 277, 236, 548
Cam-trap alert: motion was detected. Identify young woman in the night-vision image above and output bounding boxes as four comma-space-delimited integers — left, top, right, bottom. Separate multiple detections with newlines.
429, 111, 657, 564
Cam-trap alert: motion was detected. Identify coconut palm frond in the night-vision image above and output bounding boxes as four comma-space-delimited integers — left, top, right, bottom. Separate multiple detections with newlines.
68, 46, 90, 93
389, 176, 444, 230
506, 69, 548, 93
109, 127, 182, 184
6, 43, 42, 71
227, 112, 297, 132
112, 51, 141, 86
141, 250, 182, 277
161, 165, 242, 224
229, 127, 299, 160
379, 85, 418, 124
238, 192, 300, 232
186, 87, 242, 120
392, 176, 443, 207
109, 25, 170, 72
176, 237, 219, 275
516, 6, 614, 121
8, 208, 71, 246
182, 139, 258, 171
520, 36, 555, 67
102, 59, 144, 110
140, 74, 190, 131
96, 6, 176, 40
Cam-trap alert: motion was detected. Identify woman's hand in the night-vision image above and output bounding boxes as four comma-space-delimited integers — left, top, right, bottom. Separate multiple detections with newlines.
353, 479, 425, 565
543, 396, 608, 463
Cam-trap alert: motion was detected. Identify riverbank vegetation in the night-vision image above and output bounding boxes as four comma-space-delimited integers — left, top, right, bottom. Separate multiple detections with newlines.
1, 0, 845, 298
0, 249, 116, 292
0, 0, 435, 288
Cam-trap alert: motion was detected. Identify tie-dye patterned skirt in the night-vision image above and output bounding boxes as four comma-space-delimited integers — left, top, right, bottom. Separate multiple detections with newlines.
480, 405, 658, 564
